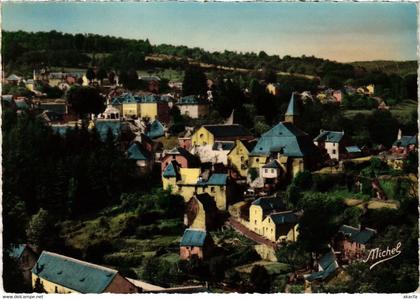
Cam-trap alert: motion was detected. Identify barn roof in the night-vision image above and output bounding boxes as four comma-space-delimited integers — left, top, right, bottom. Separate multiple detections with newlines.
32, 251, 117, 293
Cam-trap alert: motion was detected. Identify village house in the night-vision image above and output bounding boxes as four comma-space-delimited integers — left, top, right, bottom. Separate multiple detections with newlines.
127, 142, 154, 174
390, 129, 417, 156
266, 83, 281, 96
32, 251, 138, 293
161, 147, 200, 175
261, 211, 300, 243
185, 193, 219, 231
304, 249, 339, 284
178, 127, 194, 150
6, 74, 23, 85
177, 95, 210, 119
248, 196, 287, 235
139, 75, 160, 93
111, 94, 169, 122
356, 84, 375, 95
247, 196, 300, 243
313, 130, 348, 161
334, 224, 376, 264
260, 160, 282, 190
332, 90, 343, 103
249, 94, 319, 181
191, 141, 235, 167
162, 165, 232, 211
179, 229, 214, 260
191, 124, 254, 147
146, 119, 166, 139
227, 139, 252, 178
9, 244, 38, 286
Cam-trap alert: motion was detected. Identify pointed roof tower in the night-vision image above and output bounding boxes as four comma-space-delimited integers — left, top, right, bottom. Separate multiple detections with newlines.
285, 92, 300, 125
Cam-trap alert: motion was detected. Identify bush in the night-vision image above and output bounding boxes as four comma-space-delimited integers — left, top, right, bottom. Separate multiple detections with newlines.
104, 253, 144, 267
84, 240, 113, 263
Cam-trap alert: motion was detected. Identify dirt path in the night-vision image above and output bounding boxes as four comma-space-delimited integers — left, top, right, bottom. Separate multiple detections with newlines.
227, 216, 278, 249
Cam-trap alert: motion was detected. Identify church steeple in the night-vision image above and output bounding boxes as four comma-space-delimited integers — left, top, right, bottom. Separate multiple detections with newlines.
285, 92, 299, 125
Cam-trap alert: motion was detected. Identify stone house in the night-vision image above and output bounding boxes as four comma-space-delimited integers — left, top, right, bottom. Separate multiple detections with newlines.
179, 229, 213, 260
32, 251, 138, 293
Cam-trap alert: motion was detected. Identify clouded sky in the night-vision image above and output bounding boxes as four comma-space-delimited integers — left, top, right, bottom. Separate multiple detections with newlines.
2, 2, 417, 62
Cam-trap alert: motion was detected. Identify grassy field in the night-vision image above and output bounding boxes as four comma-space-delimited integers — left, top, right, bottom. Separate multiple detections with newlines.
342, 99, 417, 123
235, 261, 291, 275
350, 60, 417, 76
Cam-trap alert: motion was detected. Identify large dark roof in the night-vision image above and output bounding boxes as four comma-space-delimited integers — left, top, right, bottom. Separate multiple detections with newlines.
338, 225, 376, 245
393, 135, 417, 147
314, 130, 345, 143
32, 251, 118, 293
252, 196, 286, 212
203, 124, 252, 139
251, 122, 319, 157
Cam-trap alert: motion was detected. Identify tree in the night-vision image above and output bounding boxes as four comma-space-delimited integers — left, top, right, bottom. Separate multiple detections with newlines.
67, 86, 105, 118
250, 265, 271, 293
182, 67, 207, 96
86, 67, 95, 83
26, 208, 57, 249
275, 243, 310, 272
96, 68, 107, 85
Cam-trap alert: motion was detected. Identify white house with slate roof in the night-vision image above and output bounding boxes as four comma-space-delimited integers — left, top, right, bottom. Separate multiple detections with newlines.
313, 130, 348, 161
31, 251, 137, 293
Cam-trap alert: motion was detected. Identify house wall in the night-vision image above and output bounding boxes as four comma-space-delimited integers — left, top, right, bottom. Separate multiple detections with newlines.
180, 246, 204, 260
249, 155, 268, 169
228, 140, 250, 178
179, 105, 199, 118
261, 217, 277, 241
188, 200, 206, 230
261, 167, 279, 179
122, 103, 140, 118
140, 103, 158, 120
191, 127, 214, 146
103, 273, 138, 293
204, 185, 227, 210
290, 158, 305, 178
32, 274, 79, 294
249, 205, 264, 234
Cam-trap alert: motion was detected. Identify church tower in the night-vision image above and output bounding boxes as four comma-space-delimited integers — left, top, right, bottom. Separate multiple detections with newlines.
285, 92, 300, 126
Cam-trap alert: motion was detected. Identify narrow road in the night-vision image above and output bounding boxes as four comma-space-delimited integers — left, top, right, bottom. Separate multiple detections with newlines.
227, 216, 278, 249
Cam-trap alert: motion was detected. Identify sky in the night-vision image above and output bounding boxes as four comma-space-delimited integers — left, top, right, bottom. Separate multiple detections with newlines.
2, 2, 417, 62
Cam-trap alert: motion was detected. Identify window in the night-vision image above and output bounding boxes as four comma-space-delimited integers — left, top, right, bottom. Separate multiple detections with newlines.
255, 220, 257, 224
210, 187, 215, 193
200, 133, 204, 139
333, 149, 336, 154
271, 228, 273, 232
240, 156, 244, 162
268, 218, 271, 223
271, 169, 274, 173
256, 158, 259, 163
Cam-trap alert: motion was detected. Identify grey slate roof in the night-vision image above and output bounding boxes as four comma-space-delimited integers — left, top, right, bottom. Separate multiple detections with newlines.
314, 130, 345, 143
345, 146, 361, 153
306, 249, 338, 282
393, 135, 417, 147
180, 229, 207, 247
252, 196, 286, 212
127, 143, 152, 161
338, 225, 376, 245
32, 251, 118, 293
250, 122, 319, 157
269, 211, 300, 225
262, 160, 281, 169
